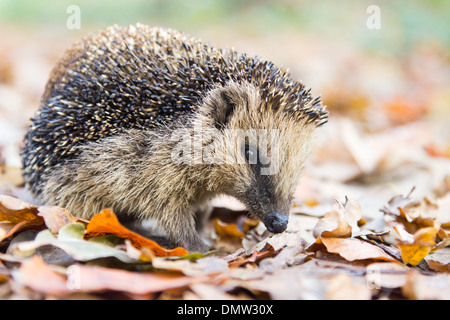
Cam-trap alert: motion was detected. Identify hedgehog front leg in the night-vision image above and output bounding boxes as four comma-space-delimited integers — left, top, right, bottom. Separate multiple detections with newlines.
157, 209, 208, 252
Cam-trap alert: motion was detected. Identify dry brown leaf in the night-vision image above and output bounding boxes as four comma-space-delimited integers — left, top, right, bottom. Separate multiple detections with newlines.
425, 248, 450, 272
0, 195, 42, 225
85, 208, 188, 257
313, 199, 361, 238
37, 206, 87, 234
0, 195, 44, 241
320, 237, 397, 262
381, 187, 415, 217
313, 210, 352, 239
228, 243, 278, 268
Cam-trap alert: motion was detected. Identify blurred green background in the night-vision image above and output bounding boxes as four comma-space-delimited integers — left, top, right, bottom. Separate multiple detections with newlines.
1, 0, 449, 52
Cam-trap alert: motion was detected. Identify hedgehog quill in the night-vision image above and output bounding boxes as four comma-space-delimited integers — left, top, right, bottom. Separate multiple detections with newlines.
22, 24, 328, 252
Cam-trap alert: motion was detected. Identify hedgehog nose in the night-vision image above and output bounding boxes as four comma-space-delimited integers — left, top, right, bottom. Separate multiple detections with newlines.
264, 213, 288, 233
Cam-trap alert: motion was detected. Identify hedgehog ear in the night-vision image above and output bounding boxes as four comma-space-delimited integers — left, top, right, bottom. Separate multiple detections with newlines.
211, 90, 236, 130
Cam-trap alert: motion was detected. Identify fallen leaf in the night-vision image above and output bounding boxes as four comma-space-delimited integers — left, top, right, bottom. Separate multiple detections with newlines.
0, 195, 44, 241
398, 227, 439, 266
152, 256, 228, 276
74, 264, 203, 295
184, 283, 240, 300
380, 187, 415, 217
37, 206, 87, 234
313, 210, 352, 239
228, 243, 279, 269
313, 199, 361, 238
320, 237, 397, 262
12, 255, 70, 296
214, 218, 244, 239
402, 271, 450, 300
12, 223, 136, 263
365, 262, 409, 289
0, 195, 42, 225
85, 208, 188, 257
326, 273, 371, 300
13, 255, 201, 297
233, 266, 329, 299
424, 143, 450, 159
425, 248, 450, 272
384, 97, 427, 125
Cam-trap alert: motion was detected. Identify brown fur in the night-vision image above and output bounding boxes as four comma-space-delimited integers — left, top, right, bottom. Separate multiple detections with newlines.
41, 82, 316, 251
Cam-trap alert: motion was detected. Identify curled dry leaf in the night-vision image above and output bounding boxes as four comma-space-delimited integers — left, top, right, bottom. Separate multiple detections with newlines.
397, 226, 439, 266
0, 195, 44, 241
228, 243, 279, 269
313, 199, 361, 238
380, 187, 415, 217
313, 210, 352, 239
425, 248, 450, 272
85, 208, 188, 257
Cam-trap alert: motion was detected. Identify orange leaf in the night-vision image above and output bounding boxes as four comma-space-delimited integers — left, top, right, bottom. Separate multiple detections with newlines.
398, 227, 438, 266
385, 98, 427, 125
214, 219, 244, 239
85, 208, 187, 257
425, 143, 450, 159
228, 243, 278, 268
0, 195, 42, 225
0, 195, 44, 241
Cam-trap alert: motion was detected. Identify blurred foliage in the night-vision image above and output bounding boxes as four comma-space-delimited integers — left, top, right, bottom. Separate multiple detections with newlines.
0, 0, 449, 53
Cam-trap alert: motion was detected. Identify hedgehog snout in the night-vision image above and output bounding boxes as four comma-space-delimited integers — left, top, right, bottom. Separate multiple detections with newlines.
263, 212, 288, 233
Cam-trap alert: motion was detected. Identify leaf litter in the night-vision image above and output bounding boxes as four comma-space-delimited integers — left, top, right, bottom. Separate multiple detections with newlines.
1, 169, 449, 300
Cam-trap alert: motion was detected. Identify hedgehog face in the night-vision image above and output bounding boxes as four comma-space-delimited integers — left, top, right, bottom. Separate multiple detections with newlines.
196, 81, 320, 233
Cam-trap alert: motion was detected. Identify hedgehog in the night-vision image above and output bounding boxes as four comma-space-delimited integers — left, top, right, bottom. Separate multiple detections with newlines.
22, 24, 327, 252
